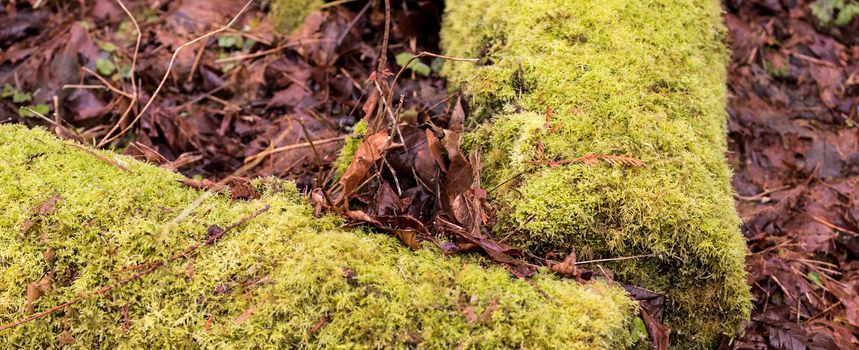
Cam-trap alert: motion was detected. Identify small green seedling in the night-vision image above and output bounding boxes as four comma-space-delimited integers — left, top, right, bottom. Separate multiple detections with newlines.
96, 57, 116, 76
2, 84, 32, 103
395, 52, 432, 76
17, 104, 51, 118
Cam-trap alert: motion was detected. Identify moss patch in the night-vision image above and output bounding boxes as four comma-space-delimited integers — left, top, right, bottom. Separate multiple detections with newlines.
0, 125, 637, 349
269, 0, 323, 34
441, 0, 751, 347
333, 118, 367, 179
811, 0, 859, 27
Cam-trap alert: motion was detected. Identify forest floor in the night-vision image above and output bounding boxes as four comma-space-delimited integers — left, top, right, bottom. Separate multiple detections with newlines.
0, 0, 857, 348
725, 1, 858, 348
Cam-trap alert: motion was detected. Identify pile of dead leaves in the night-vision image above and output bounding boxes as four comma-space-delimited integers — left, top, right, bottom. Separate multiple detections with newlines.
725, 0, 859, 348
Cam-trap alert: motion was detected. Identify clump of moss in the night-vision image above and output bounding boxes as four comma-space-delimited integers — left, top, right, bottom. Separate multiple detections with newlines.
442, 0, 751, 347
333, 118, 367, 179
269, 0, 322, 34
811, 0, 859, 27
0, 125, 638, 349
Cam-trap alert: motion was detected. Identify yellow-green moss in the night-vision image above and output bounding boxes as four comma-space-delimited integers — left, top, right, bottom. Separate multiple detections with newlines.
269, 0, 323, 34
441, 0, 751, 348
333, 118, 367, 180
0, 125, 637, 349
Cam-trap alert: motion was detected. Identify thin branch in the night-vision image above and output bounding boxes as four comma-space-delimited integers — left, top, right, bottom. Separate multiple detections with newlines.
377, 0, 391, 73
386, 51, 477, 119
89, 0, 142, 147
65, 143, 132, 173
574, 252, 663, 265
297, 118, 335, 206
78, 67, 134, 99
244, 135, 347, 163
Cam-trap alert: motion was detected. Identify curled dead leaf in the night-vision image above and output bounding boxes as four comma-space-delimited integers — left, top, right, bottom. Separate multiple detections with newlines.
25, 277, 52, 314
550, 250, 580, 278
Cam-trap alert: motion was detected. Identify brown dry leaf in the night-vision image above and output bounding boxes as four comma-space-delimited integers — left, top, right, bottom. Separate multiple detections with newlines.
449, 97, 465, 131
374, 182, 403, 216
25, 277, 52, 314
823, 279, 859, 328
808, 64, 843, 110
406, 330, 424, 345
451, 228, 535, 278
624, 285, 665, 321
180, 178, 225, 192
20, 194, 62, 234
58, 330, 75, 345
338, 131, 399, 204
639, 301, 670, 350
550, 250, 580, 278
425, 128, 447, 172
758, 316, 838, 350
362, 88, 380, 123
463, 295, 478, 323
346, 210, 382, 226
230, 177, 261, 201
392, 229, 420, 250
480, 298, 499, 324
234, 306, 254, 325
450, 194, 473, 230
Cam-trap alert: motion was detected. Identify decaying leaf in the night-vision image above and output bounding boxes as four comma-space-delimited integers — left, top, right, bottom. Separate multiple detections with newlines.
180, 178, 225, 192
550, 249, 580, 278
338, 130, 400, 205
25, 277, 52, 314
234, 306, 254, 325
230, 177, 261, 201
20, 194, 62, 233
639, 301, 670, 350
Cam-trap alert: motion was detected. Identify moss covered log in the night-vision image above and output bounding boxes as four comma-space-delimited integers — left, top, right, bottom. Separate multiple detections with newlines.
0, 125, 638, 348
441, 0, 751, 347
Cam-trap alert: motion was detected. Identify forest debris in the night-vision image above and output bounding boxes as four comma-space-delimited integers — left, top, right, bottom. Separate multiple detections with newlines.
309, 315, 329, 336
531, 154, 645, 168
66, 143, 131, 172
639, 300, 670, 350
550, 249, 580, 278
180, 178, 225, 192
229, 177, 260, 200
234, 306, 254, 325
337, 130, 400, 205
20, 194, 63, 234
25, 277, 52, 314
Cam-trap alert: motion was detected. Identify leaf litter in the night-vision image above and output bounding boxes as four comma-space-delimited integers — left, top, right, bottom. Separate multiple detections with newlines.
726, 0, 859, 348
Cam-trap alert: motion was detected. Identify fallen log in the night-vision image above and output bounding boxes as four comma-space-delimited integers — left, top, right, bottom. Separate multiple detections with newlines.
440, 0, 752, 348
0, 125, 637, 348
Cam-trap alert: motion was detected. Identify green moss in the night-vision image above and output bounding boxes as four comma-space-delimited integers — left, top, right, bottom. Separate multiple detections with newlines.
333, 118, 367, 180
442, 0, 751, 348
269, 0, 322, 34
0, 124, 637, 349
765, 60, 790, 79
811, 0, 859, 27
